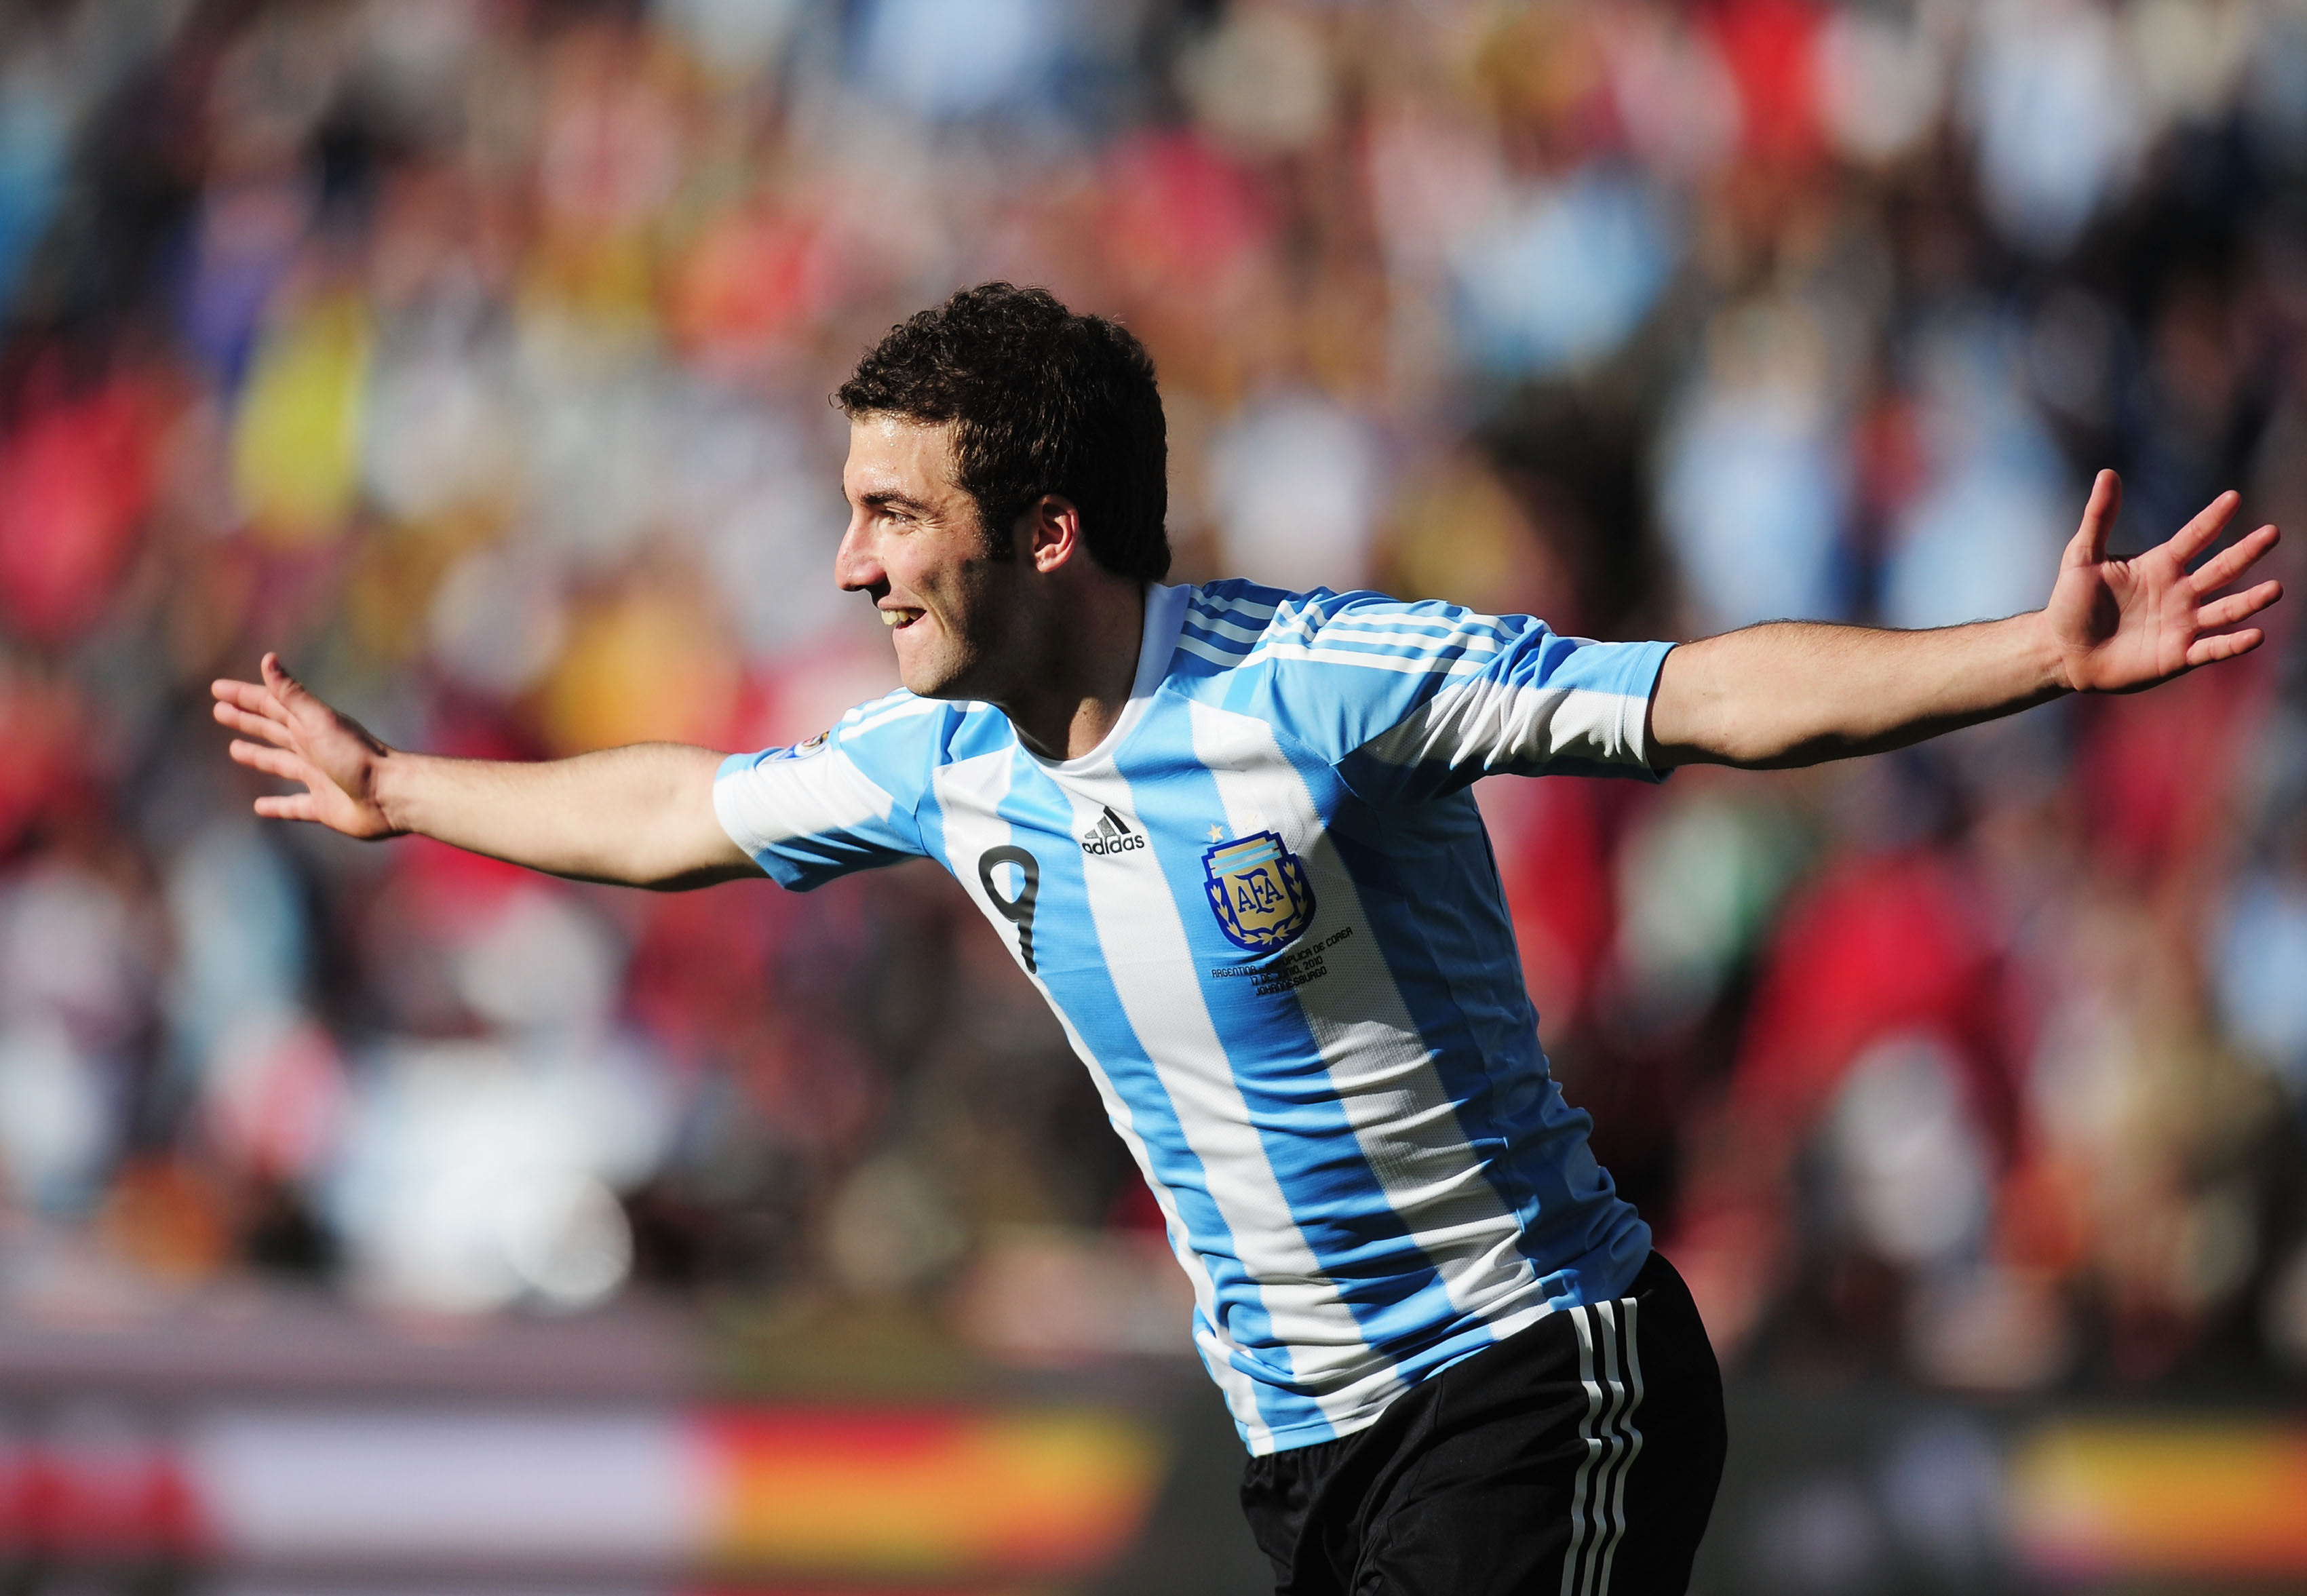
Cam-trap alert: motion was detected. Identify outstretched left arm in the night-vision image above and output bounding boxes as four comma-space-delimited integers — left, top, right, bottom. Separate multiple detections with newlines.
1648, 471, 2285, 770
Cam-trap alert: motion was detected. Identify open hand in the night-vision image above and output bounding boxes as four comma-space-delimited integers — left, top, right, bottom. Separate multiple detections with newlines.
211, 653, 402, 837
2048, 471, 2284, 693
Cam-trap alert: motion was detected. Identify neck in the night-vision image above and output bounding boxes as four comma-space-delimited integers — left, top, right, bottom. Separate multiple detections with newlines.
996, 576, 1149, 761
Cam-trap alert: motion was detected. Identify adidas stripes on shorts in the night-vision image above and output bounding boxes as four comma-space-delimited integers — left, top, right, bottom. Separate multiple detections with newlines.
1237, 1251, 1726, 1596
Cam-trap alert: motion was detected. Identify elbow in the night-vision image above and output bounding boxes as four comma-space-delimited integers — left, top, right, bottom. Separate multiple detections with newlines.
1650, 720, 1781, 770
636, 861, 758, 893
1663, 727, 1848, 771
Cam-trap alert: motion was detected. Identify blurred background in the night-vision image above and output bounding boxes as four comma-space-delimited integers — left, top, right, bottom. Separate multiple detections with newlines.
2, 0, 2306, 1591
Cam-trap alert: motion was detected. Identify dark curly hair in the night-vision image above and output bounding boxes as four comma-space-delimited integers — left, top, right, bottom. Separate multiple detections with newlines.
836, 284, 1171, 582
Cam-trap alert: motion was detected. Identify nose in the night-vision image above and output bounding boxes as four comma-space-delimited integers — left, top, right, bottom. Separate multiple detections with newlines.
834, 509, 882, 595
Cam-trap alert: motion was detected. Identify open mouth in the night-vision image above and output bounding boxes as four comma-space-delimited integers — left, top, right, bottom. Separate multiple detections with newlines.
880, 606, 924, 630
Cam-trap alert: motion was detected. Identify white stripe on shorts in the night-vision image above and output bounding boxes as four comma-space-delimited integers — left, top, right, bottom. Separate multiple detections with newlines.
1560, 1296, 1648, 1596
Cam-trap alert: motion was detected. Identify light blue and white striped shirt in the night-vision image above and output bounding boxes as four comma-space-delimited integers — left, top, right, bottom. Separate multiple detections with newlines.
715, 581, 1673, 1454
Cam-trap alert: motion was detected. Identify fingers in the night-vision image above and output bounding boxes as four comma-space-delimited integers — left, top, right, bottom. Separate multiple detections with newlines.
212, 700, 296, 747
2198, 579, 2284, 630
2186, 627, 2266, 668
2168, 489, 2242, 565
228, 739, 316, 785
225, 655, 334, 826
210, 677, 290, 724
2189, 522, 2281, 593
2068, 469, 2122, 566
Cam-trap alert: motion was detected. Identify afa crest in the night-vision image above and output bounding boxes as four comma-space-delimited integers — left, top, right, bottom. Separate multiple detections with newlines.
770, 729, 830, 761
1203, 831, 1317, 953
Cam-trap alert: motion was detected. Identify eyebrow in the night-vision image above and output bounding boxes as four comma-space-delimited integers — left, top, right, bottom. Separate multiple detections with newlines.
857, 489, 931, 513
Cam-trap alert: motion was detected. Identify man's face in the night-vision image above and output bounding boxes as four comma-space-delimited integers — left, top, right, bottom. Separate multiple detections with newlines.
835, 414, 1020, 700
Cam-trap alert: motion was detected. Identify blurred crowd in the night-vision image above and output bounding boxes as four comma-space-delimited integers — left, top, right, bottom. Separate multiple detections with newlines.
1, 0, 2305, 1398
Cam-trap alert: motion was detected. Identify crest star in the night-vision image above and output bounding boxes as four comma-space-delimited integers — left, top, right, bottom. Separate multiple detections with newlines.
1207, 824, 1225, 842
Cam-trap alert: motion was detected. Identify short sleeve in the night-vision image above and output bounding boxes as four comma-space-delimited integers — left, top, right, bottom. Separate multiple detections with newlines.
1186, 586, 1672, 806
712, 696, 936, 889
1342, 621, 1671, 802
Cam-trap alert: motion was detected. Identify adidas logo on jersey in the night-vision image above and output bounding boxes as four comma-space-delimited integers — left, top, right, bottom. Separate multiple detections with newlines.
1080, 805, 1146, 857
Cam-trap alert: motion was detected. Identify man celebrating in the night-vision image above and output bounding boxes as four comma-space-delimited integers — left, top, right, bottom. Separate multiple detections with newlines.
213, 284, 2283, 1595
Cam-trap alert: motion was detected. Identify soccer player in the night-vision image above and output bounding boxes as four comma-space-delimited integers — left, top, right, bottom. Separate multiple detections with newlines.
212, 285, 2282, 1595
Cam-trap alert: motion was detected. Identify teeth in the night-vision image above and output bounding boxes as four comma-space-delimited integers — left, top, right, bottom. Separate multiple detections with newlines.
880, 608, 921, 628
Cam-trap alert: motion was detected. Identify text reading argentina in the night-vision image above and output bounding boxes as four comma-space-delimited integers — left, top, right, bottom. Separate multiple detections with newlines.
1203, 830, 1317, 953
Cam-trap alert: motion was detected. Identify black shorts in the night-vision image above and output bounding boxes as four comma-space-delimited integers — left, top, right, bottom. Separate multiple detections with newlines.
1237, 1251, 1726, 1596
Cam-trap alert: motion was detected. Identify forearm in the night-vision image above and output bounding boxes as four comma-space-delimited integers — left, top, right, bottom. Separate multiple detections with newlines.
1648, 612, 2070, 769
373, 742, 754, 888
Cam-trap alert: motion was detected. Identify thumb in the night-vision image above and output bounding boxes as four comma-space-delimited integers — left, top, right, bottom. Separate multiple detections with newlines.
2068, 469, 2121, 567
260, 653, 318, 722
261, 651, 302, 701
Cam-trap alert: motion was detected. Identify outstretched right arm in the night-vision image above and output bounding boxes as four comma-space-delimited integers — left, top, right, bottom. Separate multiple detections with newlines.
212, 653, 755, 890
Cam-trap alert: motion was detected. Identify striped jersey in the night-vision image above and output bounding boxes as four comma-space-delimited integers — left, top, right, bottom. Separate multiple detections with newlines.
714, 581, 1674, 1454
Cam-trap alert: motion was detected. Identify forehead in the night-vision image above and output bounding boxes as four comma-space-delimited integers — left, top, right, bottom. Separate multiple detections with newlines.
842, 414, 962, 500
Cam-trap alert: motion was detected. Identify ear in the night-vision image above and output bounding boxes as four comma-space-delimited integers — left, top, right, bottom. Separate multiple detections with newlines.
1020, 494, 1083, 574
